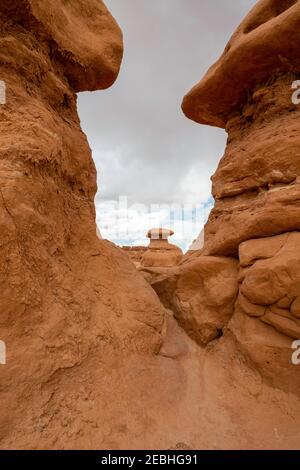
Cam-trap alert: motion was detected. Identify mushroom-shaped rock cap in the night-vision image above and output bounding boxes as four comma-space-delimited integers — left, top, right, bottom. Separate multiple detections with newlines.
147, 228, 174, 240
1, 0, 123, 92
182, 0, 300, 128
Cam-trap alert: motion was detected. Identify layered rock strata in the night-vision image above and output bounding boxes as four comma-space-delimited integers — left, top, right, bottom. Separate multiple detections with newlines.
182, 0, 300, 343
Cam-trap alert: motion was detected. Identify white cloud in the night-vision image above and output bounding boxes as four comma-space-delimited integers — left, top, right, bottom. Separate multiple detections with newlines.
180, 164, 214, 205
79, 0, 257, 249
96, 196, 213, 252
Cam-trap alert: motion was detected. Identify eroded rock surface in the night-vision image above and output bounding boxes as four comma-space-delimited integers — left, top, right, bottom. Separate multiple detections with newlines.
181, 0, 300, 401
141, 228, 183, 268
204, 73, 300, 256
0, 0, 167, 448
151, 256, 239, 345
237, 232, 300, 338
122, 246, 147, 268
182, 0, 300, 127
2, 0, 300, 451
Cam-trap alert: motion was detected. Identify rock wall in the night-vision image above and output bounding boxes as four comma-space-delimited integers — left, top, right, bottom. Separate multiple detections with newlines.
151, 256, 239, 345
237, 232, 300, 338
205, 73, 300, 257
0, 0, 168, 448
1, 0, 300, 450
182, 0, 300, 344
122, 246, 147, 268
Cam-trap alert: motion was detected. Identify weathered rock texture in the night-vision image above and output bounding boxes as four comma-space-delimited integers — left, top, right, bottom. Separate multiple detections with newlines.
0, 0, 168, 448
143, 0, 300, 440
141, 228, 183, 268
151, 256, 239, 345
237, 232, 300, 338
122, 246, 147, 268
182, 0, 300, 344
2, 0, 300, 451
182, 0, 300, 128
202, 73, 300, 257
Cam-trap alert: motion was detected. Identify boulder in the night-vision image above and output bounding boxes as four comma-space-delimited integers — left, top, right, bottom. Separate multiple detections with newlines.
151, 256, 239, 345
0, 0, 124, 91
122, 246, 147, 268
181, 0, 300, 399
237, 232, 300, 339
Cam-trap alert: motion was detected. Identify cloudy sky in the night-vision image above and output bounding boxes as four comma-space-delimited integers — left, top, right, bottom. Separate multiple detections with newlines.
78, 0, 257, 251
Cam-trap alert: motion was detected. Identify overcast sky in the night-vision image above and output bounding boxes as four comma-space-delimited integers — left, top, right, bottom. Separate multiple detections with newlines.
78, 0, 257, 251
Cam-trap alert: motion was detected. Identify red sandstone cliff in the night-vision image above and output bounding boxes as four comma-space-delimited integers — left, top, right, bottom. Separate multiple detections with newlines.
0, 0, 167, 448
1, 0, 300, 450
181, 0, 300, 361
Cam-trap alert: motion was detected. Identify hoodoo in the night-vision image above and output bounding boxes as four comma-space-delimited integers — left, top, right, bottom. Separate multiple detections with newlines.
182, 0, 300, 344
0, 0, 168, 449
2, 0, 300, 451
141, 228, 183, 268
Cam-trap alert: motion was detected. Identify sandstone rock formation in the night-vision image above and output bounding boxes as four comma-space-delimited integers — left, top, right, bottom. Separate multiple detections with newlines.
237, 232, 300, 337
122, 245, 147, 268
141, 228, 183, 268
2, 0, 300, 451
182, 0, 300, 343
142, 0, 300, 439
0, 0, 168, 449
182, 0, 300, 258
151, 256, 239, 345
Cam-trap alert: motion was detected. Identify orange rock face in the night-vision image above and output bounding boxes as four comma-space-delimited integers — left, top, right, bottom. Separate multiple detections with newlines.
141, 229, 183, 268
178, 0, 300, 402
2, 0, 300, 451
204, 73, 300, 256
180, 0, 300, 400
151, 256, 239, 345
141, 239, 183, 268
182, 0, 300, 344
122, 246, 147, 268
0, 0, 167, 448
238, 232, 300, 338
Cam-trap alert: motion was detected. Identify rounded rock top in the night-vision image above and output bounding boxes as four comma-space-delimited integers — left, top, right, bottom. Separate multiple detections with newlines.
182, 0, 300, 128
147, 228, 174, 240
2, 0, 124, 93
